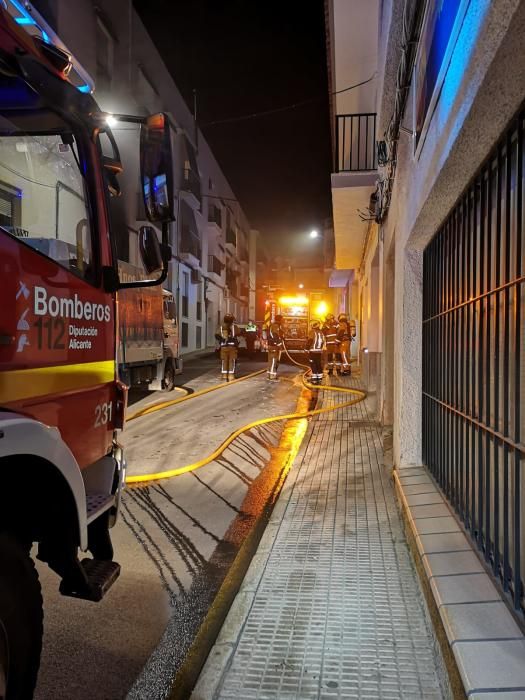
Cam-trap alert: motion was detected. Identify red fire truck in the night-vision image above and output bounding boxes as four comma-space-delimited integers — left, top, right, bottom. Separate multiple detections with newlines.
264, 292, 332, 351
0, 3, 175, 696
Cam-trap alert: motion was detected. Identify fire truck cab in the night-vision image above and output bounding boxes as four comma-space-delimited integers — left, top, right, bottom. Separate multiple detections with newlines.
0, 3, 174, 697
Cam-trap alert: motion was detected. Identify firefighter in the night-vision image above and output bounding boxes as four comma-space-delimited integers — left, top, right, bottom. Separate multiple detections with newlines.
266, 314, 284, 380
337, 313, 352, 375
215, 313, 239, 380
306, 320, 325, 384
245, 319, 258, 357
322, 313, 340, 375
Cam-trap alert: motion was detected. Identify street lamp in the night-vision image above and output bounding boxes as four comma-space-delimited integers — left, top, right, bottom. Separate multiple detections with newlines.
298, 283, 304, 289
309, 229, 319, 239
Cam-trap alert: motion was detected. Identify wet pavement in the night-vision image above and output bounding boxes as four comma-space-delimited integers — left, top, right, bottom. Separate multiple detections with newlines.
194, 375, 448, 700
34, 356, 305, 700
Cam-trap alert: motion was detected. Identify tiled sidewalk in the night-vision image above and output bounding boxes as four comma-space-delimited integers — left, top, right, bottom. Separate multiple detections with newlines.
193, 378, 449, 699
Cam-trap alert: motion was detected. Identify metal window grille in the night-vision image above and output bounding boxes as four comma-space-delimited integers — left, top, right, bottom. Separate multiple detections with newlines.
422, 108, 525, 612
335, 113, 377, 172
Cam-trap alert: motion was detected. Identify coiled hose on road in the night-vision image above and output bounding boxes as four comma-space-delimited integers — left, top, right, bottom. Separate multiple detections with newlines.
125, 344, 365, 485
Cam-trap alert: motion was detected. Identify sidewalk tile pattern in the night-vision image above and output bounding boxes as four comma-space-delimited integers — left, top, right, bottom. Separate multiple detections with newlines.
216, 379, 446, 699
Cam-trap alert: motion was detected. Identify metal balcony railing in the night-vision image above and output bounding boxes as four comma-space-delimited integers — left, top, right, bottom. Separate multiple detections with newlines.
183, 168, 201, 203
208, 254, 223, 276
208, 204, 222, 228
226, 270, 238, 296
180, 225, 201, 261
335, 113, 377, 173
226, 228, 236, 247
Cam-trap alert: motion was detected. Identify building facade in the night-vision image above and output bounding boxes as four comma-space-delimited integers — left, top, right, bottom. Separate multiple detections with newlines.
32, 0, 253, 355
327, 0, 525, 643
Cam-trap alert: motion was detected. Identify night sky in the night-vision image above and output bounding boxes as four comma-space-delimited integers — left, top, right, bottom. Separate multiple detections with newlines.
133, 0, 332, 259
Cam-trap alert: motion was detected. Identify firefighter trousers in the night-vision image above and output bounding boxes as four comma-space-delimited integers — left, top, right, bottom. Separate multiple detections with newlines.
308, 352, 323, 382
326, 344, 341, 372
220, 346, 237, 377
339, 340, 351, 374
267, 348, 281, 379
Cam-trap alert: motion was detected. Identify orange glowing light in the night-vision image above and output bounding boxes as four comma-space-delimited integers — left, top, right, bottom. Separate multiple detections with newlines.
279, 295, 308, 306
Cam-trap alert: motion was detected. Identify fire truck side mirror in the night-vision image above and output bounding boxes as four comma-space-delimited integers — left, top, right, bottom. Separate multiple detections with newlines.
139, 226, 163, 275
140, 113, 175, 224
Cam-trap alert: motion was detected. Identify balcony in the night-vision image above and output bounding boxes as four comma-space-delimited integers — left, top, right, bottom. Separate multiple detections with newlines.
226, 269, 239, 297
331, 113, 378, 271
226, 227, 236, 251
208, 254, 223, 277
335, 113, 377, 172
180, 225, 201, 265
182, 167, 201, 205
208, 204, 222, 229
238, 244, 249, 265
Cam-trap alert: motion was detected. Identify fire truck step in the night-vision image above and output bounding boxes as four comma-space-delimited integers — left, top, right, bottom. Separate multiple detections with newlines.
86, 493, 115, 525
59, 559, 121, 602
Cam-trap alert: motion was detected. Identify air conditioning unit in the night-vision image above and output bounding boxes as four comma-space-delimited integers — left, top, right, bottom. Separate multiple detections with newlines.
190, 269, 202, 284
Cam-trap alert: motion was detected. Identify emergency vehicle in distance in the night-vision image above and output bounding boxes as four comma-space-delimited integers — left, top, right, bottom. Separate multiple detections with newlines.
265, 292, 332, 351
0, 2, 176, 696
118, 262, 182, 391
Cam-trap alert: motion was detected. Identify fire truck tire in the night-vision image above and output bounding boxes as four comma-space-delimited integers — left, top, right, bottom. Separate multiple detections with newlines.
0, 534, 43, 700
162, 361, 175, 392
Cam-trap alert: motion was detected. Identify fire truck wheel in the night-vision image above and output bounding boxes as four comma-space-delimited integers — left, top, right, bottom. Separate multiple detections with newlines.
162, 362, 175, 392
0, 534, 43, 700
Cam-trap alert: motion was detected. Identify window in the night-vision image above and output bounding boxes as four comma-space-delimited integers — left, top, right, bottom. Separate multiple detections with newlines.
182, 271, 189, 317
181, 322, 188, 347
0, 113, 94, 283
0, 182, 21, 230
196, 325, 202, 348
196, 300, 202, 321
96, 17, 114, 92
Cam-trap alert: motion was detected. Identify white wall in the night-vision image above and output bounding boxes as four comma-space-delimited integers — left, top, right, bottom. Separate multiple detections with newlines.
332, 0, 379, 115
377, 0, 525, 465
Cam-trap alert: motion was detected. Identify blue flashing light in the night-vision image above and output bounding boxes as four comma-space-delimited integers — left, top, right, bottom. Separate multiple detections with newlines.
77, 84, 91, 93
14, 17, 36, 25
41, 30, 50, 43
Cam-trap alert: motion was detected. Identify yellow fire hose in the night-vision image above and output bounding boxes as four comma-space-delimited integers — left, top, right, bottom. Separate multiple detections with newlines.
125, 356, 365, 484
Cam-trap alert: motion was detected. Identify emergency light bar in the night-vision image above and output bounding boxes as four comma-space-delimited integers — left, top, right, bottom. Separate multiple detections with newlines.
3, 0, 95, 94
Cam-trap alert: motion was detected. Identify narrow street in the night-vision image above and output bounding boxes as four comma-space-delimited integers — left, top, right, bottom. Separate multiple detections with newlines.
34, 357, 306, 700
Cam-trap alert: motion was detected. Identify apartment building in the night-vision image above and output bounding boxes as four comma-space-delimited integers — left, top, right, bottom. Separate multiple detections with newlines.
31, 0, 253, 354
327, 0, 525, 690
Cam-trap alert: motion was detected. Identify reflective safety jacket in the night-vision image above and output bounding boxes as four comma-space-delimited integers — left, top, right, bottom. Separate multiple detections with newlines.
336, 321, 352, 342
322, 320, 339, 346
216, 323, 239, 347
305, 329, 324, 353
267, 322, 284, 348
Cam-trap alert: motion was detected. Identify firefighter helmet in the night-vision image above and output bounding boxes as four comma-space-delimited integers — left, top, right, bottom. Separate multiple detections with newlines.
325, 313, 335, 322
274, 314, 283, 324
311, 320, 321, 329
223, 313, 235, 324
338, 314, 348, 322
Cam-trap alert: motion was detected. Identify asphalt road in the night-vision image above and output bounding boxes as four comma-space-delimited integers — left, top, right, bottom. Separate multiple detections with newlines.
34, 355, 304, 700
